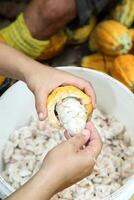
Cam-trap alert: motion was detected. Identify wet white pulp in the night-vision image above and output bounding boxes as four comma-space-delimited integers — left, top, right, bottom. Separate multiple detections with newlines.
56, 97, 87, 135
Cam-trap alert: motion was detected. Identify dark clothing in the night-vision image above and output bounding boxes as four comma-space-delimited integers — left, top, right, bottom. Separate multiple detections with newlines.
76, 0, 121, 25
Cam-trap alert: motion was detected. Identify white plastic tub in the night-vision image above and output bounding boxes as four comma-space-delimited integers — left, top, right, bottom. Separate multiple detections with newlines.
0, 66, 134, 199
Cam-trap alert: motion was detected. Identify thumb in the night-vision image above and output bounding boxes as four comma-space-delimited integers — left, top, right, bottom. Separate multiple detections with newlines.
85, 122, 102, 158
69, 129, 91, 150
34, 90, 48, 121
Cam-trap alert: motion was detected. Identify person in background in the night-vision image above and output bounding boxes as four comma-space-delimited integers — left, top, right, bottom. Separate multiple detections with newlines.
24, 0, 117, 39
0, 43, 96, 121
0, 0, 117, 60
0, 42, 102, 200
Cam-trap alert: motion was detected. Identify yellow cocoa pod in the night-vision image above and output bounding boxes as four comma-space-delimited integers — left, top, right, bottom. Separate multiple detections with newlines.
111, 0, 134, 27
66, 16, 96, 44
47, 85, 93, 129
92, 20, 132, 56
111, 54, 134, 91
81, 53, 107, 73
81, 53, 114, 74
38, 30, 67, 60
0, 75, 6, 86
88, 29, 99, 52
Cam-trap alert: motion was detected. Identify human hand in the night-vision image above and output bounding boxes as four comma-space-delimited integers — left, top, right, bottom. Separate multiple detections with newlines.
0, 42, 95, 122
25, 63, 96, 121
6, 123, 101, 200
40, 122, 102, 195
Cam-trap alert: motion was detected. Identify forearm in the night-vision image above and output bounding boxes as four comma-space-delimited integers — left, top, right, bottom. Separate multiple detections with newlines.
6, 170, 54, 200
0, 42, 43, 82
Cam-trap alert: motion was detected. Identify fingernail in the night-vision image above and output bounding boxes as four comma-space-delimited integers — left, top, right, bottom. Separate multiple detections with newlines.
39, 112, 45, 121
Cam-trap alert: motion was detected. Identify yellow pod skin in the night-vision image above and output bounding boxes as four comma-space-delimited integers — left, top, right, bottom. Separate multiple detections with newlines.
47, 85, 93, 129
111, 0, 134, 27
91, 20, 132, 56
66, 16, 96, 44
0, 75, 6, 86
81, 53, 107, 73
88, 29, 99, 52
128, 29, 134, 53
111, 54, 134, 91
81, 53, 114, 74
38, 30, 68, 60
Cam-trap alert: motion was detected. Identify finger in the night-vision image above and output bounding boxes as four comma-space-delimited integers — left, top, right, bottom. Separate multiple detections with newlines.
56, 71, 96, 107
34, 90, 48, 121
80, 81, 96, 108
84, 122, 102, 158
68, 129, 91, 151
64, 131, 72, 140
64, 77, 96, 108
